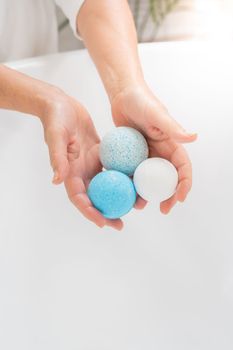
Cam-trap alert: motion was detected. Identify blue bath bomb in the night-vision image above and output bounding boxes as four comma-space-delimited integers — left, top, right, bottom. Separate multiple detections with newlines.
87, 170, 136, 219
100, 127, 149, 176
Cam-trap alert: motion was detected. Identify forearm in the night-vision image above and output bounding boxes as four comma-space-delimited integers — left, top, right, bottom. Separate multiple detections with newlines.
77, 0, 144, 101
0, 64, 62, 118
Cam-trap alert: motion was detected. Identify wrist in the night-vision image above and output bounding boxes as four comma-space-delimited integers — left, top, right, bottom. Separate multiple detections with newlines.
108, 75, 147, 104
107, 74, 145, 103
0, 65, 67, 119
37, 86, 68, 123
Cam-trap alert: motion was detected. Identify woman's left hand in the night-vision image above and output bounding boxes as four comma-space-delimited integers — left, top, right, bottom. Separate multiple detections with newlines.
41, 94, 123, 230
110, 83, 197, 214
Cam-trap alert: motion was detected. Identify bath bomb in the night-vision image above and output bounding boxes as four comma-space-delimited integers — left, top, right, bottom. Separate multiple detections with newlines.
133, 158, 178, 202
87, 170, 136, 219
100, 127, 149, 176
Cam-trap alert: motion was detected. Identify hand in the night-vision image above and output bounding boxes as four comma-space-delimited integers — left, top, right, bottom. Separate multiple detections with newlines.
40, 92, 123, 230
111, 83, 197, 214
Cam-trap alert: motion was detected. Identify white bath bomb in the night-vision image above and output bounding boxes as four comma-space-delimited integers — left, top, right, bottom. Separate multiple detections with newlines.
133, 158, 178, 202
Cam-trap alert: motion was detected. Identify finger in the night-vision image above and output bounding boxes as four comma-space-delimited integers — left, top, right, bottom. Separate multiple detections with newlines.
170, 145, 192, 202
147, 104, 197, 143
160, 193, 178, 214
150, 139, 193, 204
134, 196, 147, 210
65, 177, 122, 230
149, 138, 192, 210
73, 193, 123, 231
67, 139, 80, 162
71, 192, 107, 228
176, 178, 192, 202
45, 127, 70, 184
65, 176, 106, 227
105, 218, 124, 231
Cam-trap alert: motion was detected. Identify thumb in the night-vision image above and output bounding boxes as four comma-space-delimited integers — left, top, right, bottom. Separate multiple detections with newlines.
148, 105, 197, 143
45, 127, 70, 184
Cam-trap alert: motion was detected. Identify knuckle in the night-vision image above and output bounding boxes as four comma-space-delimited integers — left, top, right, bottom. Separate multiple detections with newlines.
44, 126, 55, 143
44, 125, 66, 144
50, 151, 67, 169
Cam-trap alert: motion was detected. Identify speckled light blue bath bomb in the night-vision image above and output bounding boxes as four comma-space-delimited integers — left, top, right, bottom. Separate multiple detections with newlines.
87, 170, 136, 219
100, 127, 149, 176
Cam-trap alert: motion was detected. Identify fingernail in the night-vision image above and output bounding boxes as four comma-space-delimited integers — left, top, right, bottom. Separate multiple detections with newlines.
178, 194, 187, 202
186, 132, 197, 138
97, 220, 106, 228
52, 171, 59, 183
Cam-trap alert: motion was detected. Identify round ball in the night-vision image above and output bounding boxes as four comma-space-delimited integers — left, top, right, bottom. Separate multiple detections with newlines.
100, 127, 149, 176
87, 170, 136, 219
133, 158, 178, 202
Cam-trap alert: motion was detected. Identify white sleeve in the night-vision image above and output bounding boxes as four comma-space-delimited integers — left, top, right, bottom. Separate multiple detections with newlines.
55, 0, 85, 38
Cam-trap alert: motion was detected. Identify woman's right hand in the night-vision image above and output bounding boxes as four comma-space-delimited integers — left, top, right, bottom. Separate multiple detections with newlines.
40, 92, 123, 231
110, 83, 197, 214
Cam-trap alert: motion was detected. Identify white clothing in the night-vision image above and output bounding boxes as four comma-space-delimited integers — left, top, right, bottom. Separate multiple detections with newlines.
0, 0, 84, 62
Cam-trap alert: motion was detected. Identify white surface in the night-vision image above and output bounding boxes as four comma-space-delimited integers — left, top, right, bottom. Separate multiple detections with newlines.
133, 158, 178, 202
0, 42, 233, 349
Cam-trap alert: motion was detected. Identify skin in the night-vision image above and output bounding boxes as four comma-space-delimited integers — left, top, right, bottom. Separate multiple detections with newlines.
0, 0, 197, 231
77, 0, 197, 224
0, 65, 120, 230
